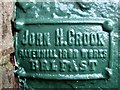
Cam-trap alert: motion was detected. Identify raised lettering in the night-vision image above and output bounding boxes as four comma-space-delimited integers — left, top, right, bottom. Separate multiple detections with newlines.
97, 33, 104, 46
69, 60, 79, 72
36, 33, 43, 46
89, 60, 97, 71
30, 59, 39, 71
68, 29, 75, 45
29, 33, 35, 45
43, 33, 51, 46
79, 60, 88, 71
40, 60, 49, 71
75, 32, 82, 46
60, 60, 70, 72
50, 60, 58, 71
55, 28, 64, 46
22, 30, 29, 45
83, 33, 89, 46
90, 33, 97, 46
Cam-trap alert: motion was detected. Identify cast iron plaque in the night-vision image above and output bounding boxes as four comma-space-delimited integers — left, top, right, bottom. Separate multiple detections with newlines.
15, 18, 113, 80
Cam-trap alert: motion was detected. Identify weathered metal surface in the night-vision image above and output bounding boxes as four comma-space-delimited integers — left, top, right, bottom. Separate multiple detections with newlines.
15, 18, 113, 80
14, 1, 119, 88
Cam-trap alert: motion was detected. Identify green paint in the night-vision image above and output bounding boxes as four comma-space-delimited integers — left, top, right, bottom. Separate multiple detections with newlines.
14, 1, 119, 89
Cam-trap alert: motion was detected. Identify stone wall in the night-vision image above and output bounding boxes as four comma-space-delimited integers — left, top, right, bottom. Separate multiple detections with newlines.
0, 1, 18, 89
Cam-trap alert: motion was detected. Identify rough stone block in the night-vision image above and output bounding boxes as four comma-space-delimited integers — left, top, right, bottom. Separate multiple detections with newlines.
0, 2, 2, 58
2, 2, 14, 57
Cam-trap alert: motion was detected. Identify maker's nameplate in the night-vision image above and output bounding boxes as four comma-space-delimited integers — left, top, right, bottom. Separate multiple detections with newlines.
15, 18, 112, 80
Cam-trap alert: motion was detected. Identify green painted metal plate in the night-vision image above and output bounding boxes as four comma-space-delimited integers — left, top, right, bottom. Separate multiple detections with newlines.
14, 1, 119, 88
15, 18, 113, 80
